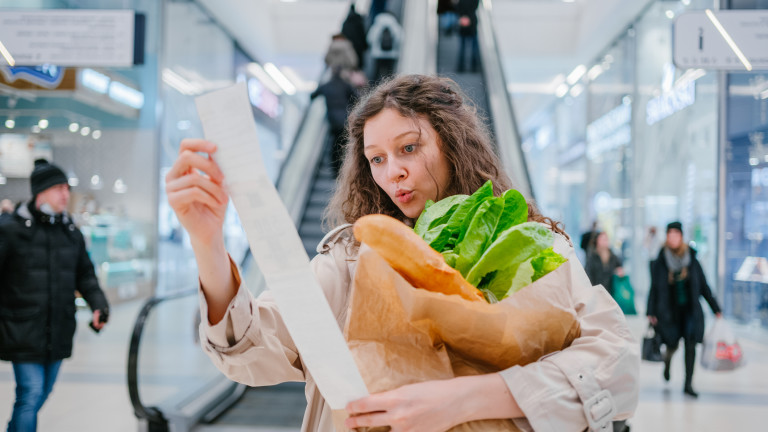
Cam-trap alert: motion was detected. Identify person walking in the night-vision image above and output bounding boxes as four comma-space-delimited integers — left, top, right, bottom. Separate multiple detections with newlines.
647, 221, 721, 398
367, 11, 402, 81
0, 159, 109, 431
310, 67, 358, 177
341, 4, 368, 70
585, 231, 624, 296
456, 0, 480, 73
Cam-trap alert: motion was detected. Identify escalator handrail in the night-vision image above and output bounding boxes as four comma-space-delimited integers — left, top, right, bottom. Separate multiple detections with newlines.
127, 288, 198, 425
127, 52, 332, 432
477, 0, 534, 200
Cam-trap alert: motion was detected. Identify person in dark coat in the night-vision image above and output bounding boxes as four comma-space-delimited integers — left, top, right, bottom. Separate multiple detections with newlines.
341, 4, 368, 70
311, 69, 358, 177
647, 221, 721, 398
585, 231, 624, 296
0, 159, 109, 431
456, 0, 480, 72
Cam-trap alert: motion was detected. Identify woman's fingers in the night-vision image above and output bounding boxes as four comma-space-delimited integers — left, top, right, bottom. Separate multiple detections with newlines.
167, 186, 224, 213
345, 410, 394, 430
166, 172, 228, 205
166, 140, 224, 184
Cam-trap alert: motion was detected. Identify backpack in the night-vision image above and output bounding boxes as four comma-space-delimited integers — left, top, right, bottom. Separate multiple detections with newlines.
380, 26, 394, 51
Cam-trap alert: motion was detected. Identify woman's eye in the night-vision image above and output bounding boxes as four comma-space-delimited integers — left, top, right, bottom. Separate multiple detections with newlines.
404, 144, 416, 153
371, 156, 383, 164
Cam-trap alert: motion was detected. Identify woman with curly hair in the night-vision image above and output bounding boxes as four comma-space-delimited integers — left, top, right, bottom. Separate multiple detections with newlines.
165, 74, 638, 431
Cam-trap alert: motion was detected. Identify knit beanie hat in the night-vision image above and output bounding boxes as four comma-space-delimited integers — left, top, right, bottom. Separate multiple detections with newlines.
666, 221, 683, 235
30, 159, 68, 197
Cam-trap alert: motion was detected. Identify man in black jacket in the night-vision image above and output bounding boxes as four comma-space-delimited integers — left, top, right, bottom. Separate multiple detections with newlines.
0, 159, 109, 431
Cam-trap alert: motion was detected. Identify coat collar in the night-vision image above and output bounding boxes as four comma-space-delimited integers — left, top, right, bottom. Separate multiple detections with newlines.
15, 201, 72, 226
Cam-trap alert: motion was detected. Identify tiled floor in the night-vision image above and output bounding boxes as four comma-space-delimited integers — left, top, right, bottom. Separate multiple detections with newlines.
1, 301, 766, 431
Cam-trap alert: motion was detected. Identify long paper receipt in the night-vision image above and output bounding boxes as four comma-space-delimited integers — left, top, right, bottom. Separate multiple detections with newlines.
195, 82, 369, 409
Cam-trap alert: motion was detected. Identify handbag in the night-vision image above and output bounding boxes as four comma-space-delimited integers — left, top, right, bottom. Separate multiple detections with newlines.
611, 275, 637, 315
641, 324, 663, 362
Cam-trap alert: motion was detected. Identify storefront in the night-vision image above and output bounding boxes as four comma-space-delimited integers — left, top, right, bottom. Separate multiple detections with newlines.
515, 0, 724, 317
0, 0, 162, 305
0, 0, 308, 301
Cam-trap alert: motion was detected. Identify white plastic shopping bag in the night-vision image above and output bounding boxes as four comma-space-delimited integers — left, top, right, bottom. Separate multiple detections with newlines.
700, 319, 745, 371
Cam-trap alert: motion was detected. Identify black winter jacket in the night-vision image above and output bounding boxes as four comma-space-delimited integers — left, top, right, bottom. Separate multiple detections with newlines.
0, 202, 109, 362
646, 247, 720, 345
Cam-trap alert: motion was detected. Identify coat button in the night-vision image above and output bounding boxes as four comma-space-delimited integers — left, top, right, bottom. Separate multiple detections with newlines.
25, 220, 32, 227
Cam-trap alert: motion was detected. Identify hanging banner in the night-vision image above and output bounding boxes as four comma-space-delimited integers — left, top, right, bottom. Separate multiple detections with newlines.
674, 10, 768, 71
0, 10, 140, 67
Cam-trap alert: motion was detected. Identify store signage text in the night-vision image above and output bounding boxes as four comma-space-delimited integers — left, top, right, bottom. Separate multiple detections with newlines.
674, 10, 768, 71
586, 101, 631, 160
646, 80, 696, 125
0, 9, 135, 67
753, 167, 768, 188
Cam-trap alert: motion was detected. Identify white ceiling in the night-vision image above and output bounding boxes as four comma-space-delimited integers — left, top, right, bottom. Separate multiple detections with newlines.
201, 0, 655, 119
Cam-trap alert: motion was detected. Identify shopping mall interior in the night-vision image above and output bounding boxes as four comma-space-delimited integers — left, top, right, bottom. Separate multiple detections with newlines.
0, 0, 767, 430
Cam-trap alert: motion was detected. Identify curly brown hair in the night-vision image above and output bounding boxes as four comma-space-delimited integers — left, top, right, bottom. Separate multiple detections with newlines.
325, 74, 565, 238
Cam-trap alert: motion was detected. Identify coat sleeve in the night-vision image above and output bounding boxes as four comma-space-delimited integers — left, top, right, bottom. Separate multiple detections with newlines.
198, 243, 352, 387
646, 260, 658, 317
498, 235, 640, 432
694, 259, 721, 314
75, 229, 109, 312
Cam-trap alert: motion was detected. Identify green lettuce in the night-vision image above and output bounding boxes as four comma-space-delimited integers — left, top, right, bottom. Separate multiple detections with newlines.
413, 181, 567, 301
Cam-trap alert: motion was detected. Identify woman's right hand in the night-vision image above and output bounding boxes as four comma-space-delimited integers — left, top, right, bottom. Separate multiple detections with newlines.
647, 315, 658, 326
165, 139, 228, 246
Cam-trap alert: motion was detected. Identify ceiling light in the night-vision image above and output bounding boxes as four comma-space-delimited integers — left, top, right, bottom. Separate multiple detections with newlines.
246, 63, 283, 95
68, 122, 79, 133
665, 10, 675, 19
68, 174, 79, 187
4, 119, 14, 129
569, 83, 585, 97
706, 9, 752, 71
92, 130, 101, 139
566, 65, 586, 85
38, 119, 49, 129
0, 40, 15, 66
90, 174, 102, 190
112, 178, 127, 194
587, 65, 604, 81
264, 63, 296, 95
80, 126, 91, 136
555, 83, 569, 98
681, 0, 691, 5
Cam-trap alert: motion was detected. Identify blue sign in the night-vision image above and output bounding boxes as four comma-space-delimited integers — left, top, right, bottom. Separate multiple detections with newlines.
0, 64, 64, 88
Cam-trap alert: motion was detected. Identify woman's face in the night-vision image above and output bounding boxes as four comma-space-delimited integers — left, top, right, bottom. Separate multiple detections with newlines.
666, 229, 683, 249
596, 232, 609, 249
363, 108, 451, 219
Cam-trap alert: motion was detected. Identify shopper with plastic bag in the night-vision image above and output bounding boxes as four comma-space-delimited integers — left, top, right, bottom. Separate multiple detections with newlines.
647, 221, 722, 398
166, 75, 639, 431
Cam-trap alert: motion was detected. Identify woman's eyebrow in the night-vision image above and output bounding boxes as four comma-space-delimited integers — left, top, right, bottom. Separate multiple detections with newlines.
364, 130, 420, 150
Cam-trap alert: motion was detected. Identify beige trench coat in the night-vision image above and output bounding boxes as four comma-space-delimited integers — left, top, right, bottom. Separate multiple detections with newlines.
198, 225, 639, 432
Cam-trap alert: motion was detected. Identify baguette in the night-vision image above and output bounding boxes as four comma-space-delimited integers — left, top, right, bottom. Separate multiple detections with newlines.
353, 214, 485, 302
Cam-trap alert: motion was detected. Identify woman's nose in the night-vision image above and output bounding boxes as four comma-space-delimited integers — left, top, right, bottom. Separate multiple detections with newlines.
387, 158, 407, 181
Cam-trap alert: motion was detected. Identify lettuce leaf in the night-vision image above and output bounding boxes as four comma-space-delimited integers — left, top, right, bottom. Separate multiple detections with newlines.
465, 222, 554, 286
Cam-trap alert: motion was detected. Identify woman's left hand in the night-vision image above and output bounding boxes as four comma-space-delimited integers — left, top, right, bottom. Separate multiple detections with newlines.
615, 266, 625, 277
345, 380, 463, 432
344, 374, 522, 432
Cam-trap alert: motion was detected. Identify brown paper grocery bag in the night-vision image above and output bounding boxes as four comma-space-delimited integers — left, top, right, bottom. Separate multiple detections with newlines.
343, 247, 581, 431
